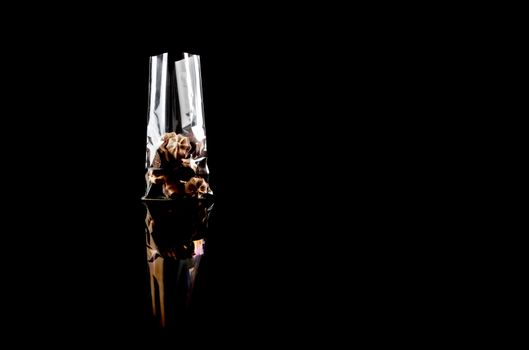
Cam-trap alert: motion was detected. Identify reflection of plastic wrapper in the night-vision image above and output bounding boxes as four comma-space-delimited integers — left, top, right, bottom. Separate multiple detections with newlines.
142, 52, 213, 329
144, 197, 212, 327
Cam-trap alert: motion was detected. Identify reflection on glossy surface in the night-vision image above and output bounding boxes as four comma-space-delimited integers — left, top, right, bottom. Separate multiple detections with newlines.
144, 198, 210, 327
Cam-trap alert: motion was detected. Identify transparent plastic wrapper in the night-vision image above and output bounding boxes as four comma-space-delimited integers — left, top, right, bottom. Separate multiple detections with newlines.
143, 52, 213, 329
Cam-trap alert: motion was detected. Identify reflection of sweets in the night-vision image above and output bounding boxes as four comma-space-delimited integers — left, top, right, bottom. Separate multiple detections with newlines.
185, 176, 209, 198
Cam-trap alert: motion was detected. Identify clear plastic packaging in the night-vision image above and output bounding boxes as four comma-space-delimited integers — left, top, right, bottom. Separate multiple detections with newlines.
142, 52, 213, 328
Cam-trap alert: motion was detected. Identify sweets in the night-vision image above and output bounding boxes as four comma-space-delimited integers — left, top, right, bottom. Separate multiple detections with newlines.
145, 132, 211, 200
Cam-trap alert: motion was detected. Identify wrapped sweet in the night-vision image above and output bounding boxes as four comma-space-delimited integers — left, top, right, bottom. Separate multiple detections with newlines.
142, 52, 213, 329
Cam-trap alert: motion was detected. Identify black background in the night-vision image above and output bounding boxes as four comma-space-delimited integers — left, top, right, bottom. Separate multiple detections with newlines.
2, 24, 455, 345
